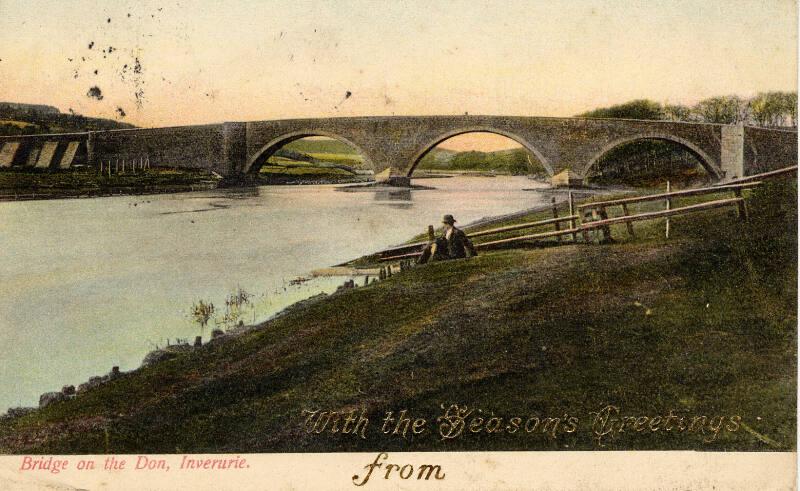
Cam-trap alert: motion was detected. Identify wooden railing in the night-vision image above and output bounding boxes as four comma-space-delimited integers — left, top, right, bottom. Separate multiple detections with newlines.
577, 181, 758, 242
374, 165, 796, 262
713, 165, 797, 186
377, 195, 579, 261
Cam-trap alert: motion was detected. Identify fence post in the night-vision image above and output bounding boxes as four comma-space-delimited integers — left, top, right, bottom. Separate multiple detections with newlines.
115, 159, 119, 174
580, 208, 591, 243
622, 203, 635, 238
597, 206, 611, 242
568, 191, 578, 242
665, 180, 671, 239
551, 197, 561, 243
734, 187, 749, 221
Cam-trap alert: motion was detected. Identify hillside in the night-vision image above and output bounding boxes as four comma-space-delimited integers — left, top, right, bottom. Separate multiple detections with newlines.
0, 181, 794, 454
0, 102, 135, 136
417, 147, 547, 176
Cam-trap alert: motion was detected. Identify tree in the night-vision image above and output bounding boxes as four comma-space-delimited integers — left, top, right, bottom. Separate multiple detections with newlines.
750, 91, 797, 127
663, 104, 694, 122
578, 99, 664, 120
692, 95, 749, 124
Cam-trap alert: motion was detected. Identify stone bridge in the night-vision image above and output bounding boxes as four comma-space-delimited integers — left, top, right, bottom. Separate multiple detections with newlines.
0, 116, 796, 182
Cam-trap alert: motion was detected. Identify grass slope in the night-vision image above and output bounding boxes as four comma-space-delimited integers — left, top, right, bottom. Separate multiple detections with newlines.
0, 182, 795, 453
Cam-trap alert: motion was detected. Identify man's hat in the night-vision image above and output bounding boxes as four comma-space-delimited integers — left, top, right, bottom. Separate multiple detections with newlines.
442, 214, 456, 224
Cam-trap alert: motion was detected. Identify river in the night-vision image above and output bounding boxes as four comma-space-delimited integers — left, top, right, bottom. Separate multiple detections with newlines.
0, 176, 551, 411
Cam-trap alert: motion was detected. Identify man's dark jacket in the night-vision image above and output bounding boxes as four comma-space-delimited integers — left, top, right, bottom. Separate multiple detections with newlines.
443, 227, 478, 259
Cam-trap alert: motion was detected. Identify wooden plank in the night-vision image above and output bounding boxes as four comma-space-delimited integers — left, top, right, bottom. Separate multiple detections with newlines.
717, 165, 797, 185
379, 251, 424, 261
476, 227, 581, 249
577, 182, 761, 210
377, 241, 428, 256
467, 215, 579, 238
582, 198, 743, 230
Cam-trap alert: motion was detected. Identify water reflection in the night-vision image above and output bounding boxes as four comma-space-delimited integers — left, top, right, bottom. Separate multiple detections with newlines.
372, 188, 413, 208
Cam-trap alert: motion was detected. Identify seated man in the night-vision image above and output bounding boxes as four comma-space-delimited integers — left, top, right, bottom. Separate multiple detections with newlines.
417, 214, 478, 264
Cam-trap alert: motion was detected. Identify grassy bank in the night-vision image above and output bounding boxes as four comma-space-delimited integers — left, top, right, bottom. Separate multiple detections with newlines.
257, 160, 370, 185
0, 168, 220, 200
0, 181, 795, 454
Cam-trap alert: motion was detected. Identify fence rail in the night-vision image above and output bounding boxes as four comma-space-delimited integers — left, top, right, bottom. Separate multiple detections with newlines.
577, 182, 760, 210
581, 197, 744, 230
715, 165, 797, 185
372, 166, 799, 262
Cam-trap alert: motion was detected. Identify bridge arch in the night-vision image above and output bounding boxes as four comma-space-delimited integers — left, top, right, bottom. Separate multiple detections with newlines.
405, 127, 554, 177
244, 130, 376, 174
583, 133, 722, 183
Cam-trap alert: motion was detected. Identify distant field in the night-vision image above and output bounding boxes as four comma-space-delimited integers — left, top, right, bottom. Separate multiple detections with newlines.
282, 138, 360, 155
0, 120, 36, 128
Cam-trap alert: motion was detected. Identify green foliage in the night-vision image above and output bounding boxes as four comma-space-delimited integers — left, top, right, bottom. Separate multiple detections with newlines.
578, 99, 665, 120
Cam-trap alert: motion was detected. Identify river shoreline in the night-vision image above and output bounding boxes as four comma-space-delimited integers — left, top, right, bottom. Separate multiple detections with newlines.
0, 176, 590, 413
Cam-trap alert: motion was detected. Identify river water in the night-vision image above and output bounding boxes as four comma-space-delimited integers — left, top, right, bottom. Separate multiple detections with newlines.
0, 176, 550, 411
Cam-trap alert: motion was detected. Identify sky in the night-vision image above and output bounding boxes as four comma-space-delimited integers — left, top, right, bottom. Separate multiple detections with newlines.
0, 0, 797, 151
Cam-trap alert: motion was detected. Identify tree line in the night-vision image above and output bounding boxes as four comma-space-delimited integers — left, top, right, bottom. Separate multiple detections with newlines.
578, 92, 797, 127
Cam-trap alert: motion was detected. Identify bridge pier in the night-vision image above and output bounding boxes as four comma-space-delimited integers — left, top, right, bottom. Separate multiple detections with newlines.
720, 124, 744, 181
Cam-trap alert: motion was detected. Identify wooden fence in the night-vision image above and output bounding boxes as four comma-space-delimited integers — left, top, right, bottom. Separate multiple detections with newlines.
373, 165, 796, 262
577, 181, 759, 242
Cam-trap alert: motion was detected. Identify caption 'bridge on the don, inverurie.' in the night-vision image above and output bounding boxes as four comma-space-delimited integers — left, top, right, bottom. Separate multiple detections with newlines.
0, 115, 796, 182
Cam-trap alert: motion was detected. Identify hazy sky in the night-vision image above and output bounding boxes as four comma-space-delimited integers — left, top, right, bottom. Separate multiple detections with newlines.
0, 0, 796, 139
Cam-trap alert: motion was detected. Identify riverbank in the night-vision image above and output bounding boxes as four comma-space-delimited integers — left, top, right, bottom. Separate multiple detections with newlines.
0, 167, 374, 201
0, 180, 794, 453
0, 168, 221, 201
